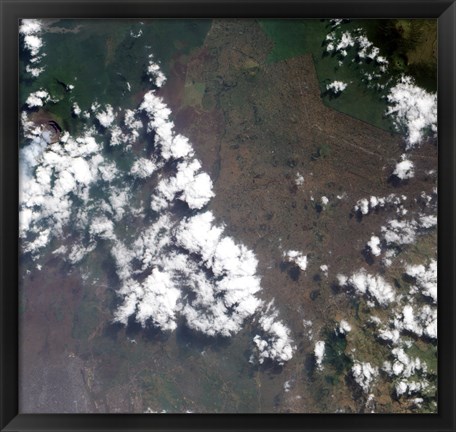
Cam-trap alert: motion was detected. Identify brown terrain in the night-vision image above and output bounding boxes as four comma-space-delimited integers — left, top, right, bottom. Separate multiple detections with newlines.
20, 19, 437, 413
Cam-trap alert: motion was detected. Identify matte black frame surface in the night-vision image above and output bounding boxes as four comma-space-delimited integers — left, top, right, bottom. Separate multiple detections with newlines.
1, 1, 455, 431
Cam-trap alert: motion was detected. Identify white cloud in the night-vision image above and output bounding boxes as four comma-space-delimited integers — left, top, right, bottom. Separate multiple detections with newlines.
95, 104, 115, 128
72, 102, 82, 116
338, 320, 352, 335
140, 90, 194, 161
354, 198, 369, 215
314, 340, 325, 369
393, 158, 414, 180
406, 260, 437, 303
386, 76, 437, 148
252, 304, 295, 365
382, 347, 427, 378
20, 20, 46, 77
19, 131, 102, 256
19, 59, 296, 366
354, 194, 408, 217
367, 235, 381, 256
26, 65, 45, 77
25, 89, 50, 108
338, 268, 396, 306
89, 216, 116, 240
419, 214, 437, 229
326, 81, 347, 94
147, 54, 167, 87
325, 28, 388, 70
381, 219, 417, 246
134, 268, 182, 331
20, 19, 43, 36
295, 173, 304, 186
152, 159, 214, 210
131, 157, 157, 178
352, 362, 378, 393
283, 250, 307, 271
393, 304, 437, 340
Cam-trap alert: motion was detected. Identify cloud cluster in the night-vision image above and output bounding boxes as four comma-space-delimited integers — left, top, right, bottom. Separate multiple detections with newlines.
393, 158, 414, 180
382, 347, 432, 399
147, 54, 167, 87
366, 236, 381, 256
314, 340, 325, 369
337, 320, 352, 335
20, 19, 46, 77
325, 29, 388, 71
393, 304, 437, 340
252, 303, 296, 365
326, 80, 347, 94
25, 90, 51, 108
131, 157, 158, 179
20, 57, 296, 366
72, 102, 82, 116
381, 219, 417, 246
386, 76, 437, 148
283, 250, 307, 271
151, 159, 214, 211
337, 269, 396, 306
406, 260, 437, 304
95, 104, 116, 128
19, 128, 110, 256
382, 347, 427, 378
351, 362, 379, 393
295, 172, 304, 186
353, 194, 407, 216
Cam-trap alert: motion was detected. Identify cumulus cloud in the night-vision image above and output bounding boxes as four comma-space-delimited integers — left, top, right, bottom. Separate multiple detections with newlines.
351, 362, 379, 393
140, 90, 194, 161
295, 172, 304, 186
23, 34, 43, 56
367, 235, 381, 256
147, 54, 167, 87
108, 209, 294, 364
19, 130, 103, 256
20, 59, 296, 366
152, 159, 214, 211
337, 268, 396, 306
406, 260, 437, 303
95, 104, 116, 128
283, 250, 307, 271
419, 214, 437, 229
353, 194, 407, 217
326, 81, 347, 94
382, 347, 427, 378
314, 340, 325, 369
325, 28, 388, 71
131, 157, 158, 179
72, 102, 82, 116
393, 304, 437, 340
252, 303, 296, 365
338, 320, 352, 335
25, 89, 50, 108
393, 158, 414, 180
381, 219, 417, 246
386, 76, 437, 148
20, 19, 46, 77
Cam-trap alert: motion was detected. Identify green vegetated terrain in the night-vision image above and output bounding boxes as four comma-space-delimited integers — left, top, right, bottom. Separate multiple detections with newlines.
259, 19, 437, 131
20, 18, 437, 414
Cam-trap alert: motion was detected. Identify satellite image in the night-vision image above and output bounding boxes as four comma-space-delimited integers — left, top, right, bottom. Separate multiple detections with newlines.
19, 18, 437, 413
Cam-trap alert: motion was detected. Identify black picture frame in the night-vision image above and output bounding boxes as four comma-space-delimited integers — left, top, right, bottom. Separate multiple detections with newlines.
1, 1, 455, 431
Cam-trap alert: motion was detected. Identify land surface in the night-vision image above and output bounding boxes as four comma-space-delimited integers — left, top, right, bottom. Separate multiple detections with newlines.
20, 19, 437, 413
